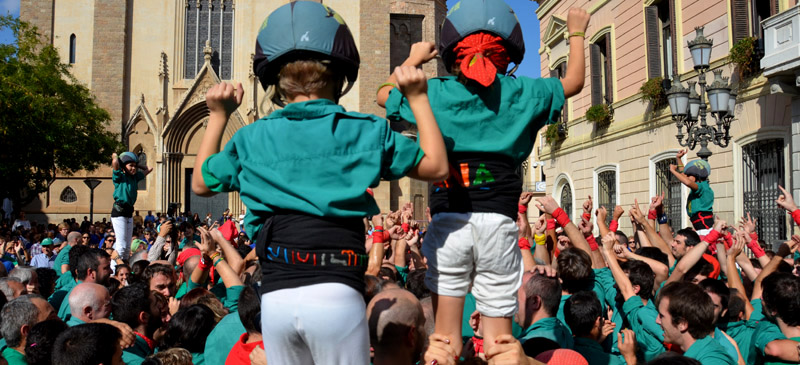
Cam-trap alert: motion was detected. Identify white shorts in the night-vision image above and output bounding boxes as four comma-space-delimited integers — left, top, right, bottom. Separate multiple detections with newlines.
422, 212, 523, 318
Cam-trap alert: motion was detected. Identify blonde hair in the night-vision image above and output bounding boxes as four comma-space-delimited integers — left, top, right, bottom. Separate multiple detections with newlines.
277, 60, 339, 100
147, 348, 193, 365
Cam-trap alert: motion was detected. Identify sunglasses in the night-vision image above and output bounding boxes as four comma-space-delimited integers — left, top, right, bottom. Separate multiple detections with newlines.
82, 236, 90, 239
107, 239, 116, 242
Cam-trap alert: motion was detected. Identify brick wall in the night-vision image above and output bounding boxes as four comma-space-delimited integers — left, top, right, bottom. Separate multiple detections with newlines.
20, 0, 55, 43
91, 0, 128, 133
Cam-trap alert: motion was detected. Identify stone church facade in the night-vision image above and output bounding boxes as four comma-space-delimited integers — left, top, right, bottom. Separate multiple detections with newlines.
20, 0, 446, 223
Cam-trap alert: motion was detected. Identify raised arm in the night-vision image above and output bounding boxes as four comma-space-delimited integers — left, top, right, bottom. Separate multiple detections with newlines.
535, 196, 592, 258
561, 8, 590, 97
752, 237, 799, 300
394, 66, 449, 181
533, 215, 551, 266
147, 221, 172, 262
111, 153, 120, 171
665, 219, 724, 284
631, 200, 676, 266
726, 233, 755, 320
600, 232, 636, 301
192, 82, 244, 197
376, 42, 437, 108
623, 249, 669, 287
669, 164, 698, 190
208, 228, 244, 288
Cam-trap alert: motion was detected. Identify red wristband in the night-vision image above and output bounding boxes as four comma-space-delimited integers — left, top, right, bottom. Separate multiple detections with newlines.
582, 212, 591, 222
609, 220, 619, 232
546, 219, 556, 230
552, 208, 571, 228
518, 237, 531, 250
648, 209, 658, 220
792, 210, 800, 226
372, 226, 385, 244
747, 239, 766, 258
703, 229, 721, 244
402, 223, 410, 233
586, 235, 599, 251
197, 257, 210, 271
723, 232, 733, 250
518, 204, 528, 214
708, 242, 718, 255
749, 232, 759, 241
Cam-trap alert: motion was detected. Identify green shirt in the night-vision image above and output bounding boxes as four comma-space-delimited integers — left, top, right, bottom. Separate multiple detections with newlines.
53, 244, 71, 277
174, 277, 203, 299
385, 75, 565, 165
572, 337, 626, 365
202, 99, 423, 240
191, 352, 205, 365
518, 317, 573, 349
683, 335, 736, 365
112, 169, 144, 206
687, 180, 714, 215
2, 347, 27, 365
66, 316, 85, 327
714, 327, 740, 364
122, 336, 152, 365
722, 320, 757, 365
48, 277, 77, 315
57, 280, 83, 321
54, 271, 74, 291
622, 295, 664, 361
395, 265, 409, 286
203, 313, 246, 365
754, 319, 788, 363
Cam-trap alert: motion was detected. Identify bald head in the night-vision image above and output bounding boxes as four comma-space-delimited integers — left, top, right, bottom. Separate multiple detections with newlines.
183, 255, 200, 278
67, 231, 81, 246
69, 283, 111, 322
367, 288, 425, 350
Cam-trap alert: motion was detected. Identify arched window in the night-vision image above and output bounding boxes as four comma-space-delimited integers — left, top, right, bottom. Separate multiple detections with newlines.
60, 186, 77, 203
69, 34, 76, 64
560, 183, 573, 222
651, 151, 685, 232
594, 166, 618, 226
742, 139, 786, 248
184, 0, 235, 79
133, 146, 147, 191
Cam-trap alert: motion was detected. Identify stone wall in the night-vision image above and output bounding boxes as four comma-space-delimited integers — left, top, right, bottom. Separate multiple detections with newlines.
20, 0, 54, 43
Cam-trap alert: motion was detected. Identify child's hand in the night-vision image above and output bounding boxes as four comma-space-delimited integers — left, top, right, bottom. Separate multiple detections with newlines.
205, 82, 244, 116
566, 7, 590, 34
395, 66, 428, 99
676, 148, 687, 159
407, 42, 438, 66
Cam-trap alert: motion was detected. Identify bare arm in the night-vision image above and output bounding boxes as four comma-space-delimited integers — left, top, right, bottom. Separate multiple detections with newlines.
600, 233, 636, 301
209, 229, 244, 288
624, 250, 669, 287
631, 201, 676, 266
726, 237, 755, 320
376, 43, 437, 108
752, 238, 798, 300
665, 239, 710, 285
669, 165, 699, 190
192, 82, 244, 197
561, 9, 590, 97
111, 153, 120, 171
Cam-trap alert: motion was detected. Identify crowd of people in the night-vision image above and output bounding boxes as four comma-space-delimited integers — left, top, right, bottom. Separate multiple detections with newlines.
3, 0, 800, 364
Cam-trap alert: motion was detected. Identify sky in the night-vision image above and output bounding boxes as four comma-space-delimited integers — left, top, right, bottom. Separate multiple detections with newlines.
0, 0, 540, 77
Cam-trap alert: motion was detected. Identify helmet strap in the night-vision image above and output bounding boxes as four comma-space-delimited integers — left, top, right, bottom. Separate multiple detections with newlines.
506, 63, 519, 77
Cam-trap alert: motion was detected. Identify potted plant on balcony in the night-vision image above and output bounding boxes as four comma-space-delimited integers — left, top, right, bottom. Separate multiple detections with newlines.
545, 122, 567, 145
586, 104, 612, 127
730, 36, 760, 79
640, 77, 666, 109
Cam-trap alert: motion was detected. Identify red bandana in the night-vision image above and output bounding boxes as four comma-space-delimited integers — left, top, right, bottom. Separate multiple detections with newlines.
134, 331, 156, 351
453, 33, 511, 87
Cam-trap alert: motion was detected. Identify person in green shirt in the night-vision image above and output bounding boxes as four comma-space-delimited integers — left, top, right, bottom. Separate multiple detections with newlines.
515, 267, 573, 353
53, 232, 80, 277
192, 2, 447, 363
110, 152, 152, 262
52, 323, 124, 365
1, 295, 58, 365
564, 291, 637, 365
760, 271, 800, 364
111, 282, 164, 365
656, 282, 735, 365
669, 150, 714, 233
57, 248, 112, 322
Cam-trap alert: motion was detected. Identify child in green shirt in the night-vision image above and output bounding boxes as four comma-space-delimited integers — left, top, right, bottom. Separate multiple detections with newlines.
377, 0, 590, 359
670, 149, 714, 233
110, 152, 152, 260
192, 2, 447, 363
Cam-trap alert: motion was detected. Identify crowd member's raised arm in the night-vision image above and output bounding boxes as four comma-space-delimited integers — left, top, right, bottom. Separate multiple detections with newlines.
367, 214, 386, 277
206, 228, 245, 289
776, 185, 800, 226
532, 215, 550, 266
517, 213, 536, 272
726, 233, 755, 320
579, 217, 605, 269
630, 200, 676, 267
649, 193, 674, 245
752, 236, 799, 300
596, 206, 610, 237
147, 221, 172, 262
740, 213, 771, 268
535, 196, 592, 259
600, 232, 636, 301
621, 248, 669, 287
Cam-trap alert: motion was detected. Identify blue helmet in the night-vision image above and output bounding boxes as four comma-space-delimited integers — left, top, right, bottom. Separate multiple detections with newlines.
119, 152, 138, 165
253, 1, 360, 90
439, 0, 525, 73
684, 159, 711, 179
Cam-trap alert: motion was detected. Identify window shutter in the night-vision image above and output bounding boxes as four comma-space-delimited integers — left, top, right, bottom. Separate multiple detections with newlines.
645, 6, 662, 79
604, 33, 614, 103
590, 43, 603, 106
668, 0, 679, 77
731, 0, 750, 43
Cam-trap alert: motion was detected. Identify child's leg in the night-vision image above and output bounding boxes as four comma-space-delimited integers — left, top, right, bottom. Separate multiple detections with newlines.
431, 293, 466, 354
472, 212, 522, 355
111, 216, 131, 260
421, 212, 476, 355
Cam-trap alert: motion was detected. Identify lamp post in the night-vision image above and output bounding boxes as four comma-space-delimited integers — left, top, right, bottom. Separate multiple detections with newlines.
83, 179, 102, 223
666, 26, 736, 160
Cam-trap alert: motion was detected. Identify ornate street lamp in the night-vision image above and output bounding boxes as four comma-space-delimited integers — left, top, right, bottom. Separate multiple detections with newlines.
665, 26, 736, 160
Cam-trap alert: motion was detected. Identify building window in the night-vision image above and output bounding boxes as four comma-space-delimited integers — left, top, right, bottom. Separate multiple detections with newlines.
590, 33, 613, 105
69, 34, 76, 64
654, 158, 682, 232
550, 61, 568, 123
732, 0, 780, 44
390, 14, 424, 73
742, 139, 786, 249
184, 0, 234, 80
560, 183, 573, 222
597, 170, 616, 225
645, 1, 676, 79
60, 186, 77, 203
136, 150, 147, 191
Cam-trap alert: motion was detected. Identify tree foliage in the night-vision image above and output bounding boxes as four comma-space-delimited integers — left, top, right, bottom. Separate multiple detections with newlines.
0, 16, 122, 206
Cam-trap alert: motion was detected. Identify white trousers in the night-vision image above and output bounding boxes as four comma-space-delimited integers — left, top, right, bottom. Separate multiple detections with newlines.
111, 216, 133, 260
260, 283, 369, 365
